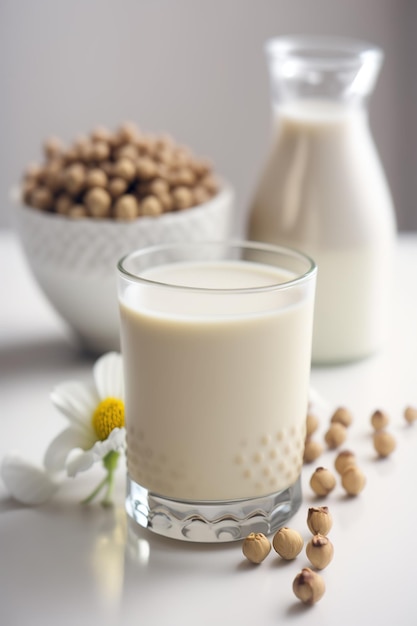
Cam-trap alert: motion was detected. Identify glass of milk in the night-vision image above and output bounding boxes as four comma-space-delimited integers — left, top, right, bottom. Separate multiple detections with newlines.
118, 241, 316, 542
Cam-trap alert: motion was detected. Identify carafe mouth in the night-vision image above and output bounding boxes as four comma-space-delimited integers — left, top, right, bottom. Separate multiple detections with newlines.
265, 35, 383, 104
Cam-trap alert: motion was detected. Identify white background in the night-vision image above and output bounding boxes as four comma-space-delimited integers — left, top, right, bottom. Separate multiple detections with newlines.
1, 0, 415, 231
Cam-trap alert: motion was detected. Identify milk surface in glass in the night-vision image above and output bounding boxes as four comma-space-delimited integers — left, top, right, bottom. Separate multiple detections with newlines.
249, 100, 396, 363
119, 259, 314, 501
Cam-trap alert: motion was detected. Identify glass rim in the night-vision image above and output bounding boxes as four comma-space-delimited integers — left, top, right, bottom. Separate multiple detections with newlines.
117, 239, 317, 294
265, 35, 383, 68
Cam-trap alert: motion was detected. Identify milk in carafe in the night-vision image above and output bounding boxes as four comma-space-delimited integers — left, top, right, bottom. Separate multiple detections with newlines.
248, 37, 397, 364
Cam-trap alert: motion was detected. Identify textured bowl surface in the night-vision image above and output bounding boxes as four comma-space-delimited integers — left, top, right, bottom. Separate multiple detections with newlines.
15, 182, 235, 352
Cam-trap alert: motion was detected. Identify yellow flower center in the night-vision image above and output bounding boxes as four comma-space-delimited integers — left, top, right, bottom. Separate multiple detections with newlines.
92, 397, 125, 441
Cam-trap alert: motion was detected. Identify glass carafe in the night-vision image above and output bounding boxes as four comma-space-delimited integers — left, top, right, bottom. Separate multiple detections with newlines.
248, 36, 397, 364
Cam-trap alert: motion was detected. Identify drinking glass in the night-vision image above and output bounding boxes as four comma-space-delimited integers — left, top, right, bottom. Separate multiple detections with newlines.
118, 240, 316, 542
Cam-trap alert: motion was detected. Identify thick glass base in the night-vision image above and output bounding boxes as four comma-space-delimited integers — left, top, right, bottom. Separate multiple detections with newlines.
125, 475, 302, 542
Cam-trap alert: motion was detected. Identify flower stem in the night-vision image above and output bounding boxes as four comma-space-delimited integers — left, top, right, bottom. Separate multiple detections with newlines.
101, 451, 120, 507
81, 475, 109, 505
81, 450, 120, 506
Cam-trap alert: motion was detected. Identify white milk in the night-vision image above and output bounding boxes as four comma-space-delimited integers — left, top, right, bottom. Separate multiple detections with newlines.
249, 100, 396, 363
119, 260, 314, 501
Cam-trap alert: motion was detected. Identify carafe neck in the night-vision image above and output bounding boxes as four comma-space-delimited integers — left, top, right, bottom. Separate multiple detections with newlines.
266, 36, 383, 111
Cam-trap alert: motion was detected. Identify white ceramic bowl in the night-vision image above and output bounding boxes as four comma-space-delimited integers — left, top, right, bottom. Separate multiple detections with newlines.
14, 182, 235, 353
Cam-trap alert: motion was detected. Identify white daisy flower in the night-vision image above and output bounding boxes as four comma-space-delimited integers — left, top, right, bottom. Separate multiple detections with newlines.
1, 352, 126, 507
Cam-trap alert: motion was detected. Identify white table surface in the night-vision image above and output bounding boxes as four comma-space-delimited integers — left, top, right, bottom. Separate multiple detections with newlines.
1, 229, 417, 626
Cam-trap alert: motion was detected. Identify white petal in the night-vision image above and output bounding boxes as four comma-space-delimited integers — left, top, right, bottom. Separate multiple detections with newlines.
93, 427, 126, 458
1, 452, 60, 505
66, 448, 96, 477
65, 428, 126, 478
94, 352, 124, 401
43, 427, 96, 472
50, 380, 98, 437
